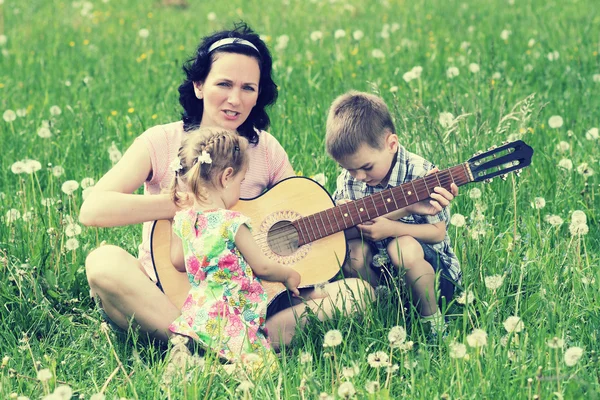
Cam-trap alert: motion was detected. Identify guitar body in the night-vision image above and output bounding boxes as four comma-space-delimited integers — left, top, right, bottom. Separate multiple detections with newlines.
151, 177, 347, 310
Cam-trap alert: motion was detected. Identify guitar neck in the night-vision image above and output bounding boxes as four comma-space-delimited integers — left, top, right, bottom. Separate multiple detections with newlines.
292, 163, 473, 246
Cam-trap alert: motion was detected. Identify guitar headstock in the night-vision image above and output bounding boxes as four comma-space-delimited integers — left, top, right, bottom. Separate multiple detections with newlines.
468, 140, 534, 183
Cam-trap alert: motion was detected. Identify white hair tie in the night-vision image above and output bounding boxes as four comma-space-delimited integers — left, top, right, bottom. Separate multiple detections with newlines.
208, 38, 259, 54
196, 150, 212, 165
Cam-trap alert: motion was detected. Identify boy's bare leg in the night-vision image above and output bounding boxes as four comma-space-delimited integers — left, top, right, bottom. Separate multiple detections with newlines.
387, 237, 438, 317
86, 245, 181, 342
265, 278, 374, 351
342, 238, 381, 287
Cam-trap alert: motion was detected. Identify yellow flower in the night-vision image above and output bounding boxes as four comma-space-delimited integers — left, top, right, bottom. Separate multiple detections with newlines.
350, 47, 359, 56
152, 114, 158, 120
147, 12, 153, 18
69, 41, 75, 47
110, 110, 118, 116
83, 39, 89, 45
128, 107, 135, 113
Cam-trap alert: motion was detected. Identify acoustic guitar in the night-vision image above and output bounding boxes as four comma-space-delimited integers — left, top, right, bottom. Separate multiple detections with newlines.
151, 140, 533, 309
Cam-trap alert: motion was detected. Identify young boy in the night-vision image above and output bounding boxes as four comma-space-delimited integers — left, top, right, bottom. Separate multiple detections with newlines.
325, 91, 461, 333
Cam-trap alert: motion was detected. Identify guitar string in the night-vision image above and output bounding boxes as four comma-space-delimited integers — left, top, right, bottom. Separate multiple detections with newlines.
250, 172, 465, 244
250, 172, 466, 247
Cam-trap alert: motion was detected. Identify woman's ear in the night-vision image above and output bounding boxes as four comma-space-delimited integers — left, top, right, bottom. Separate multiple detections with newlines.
193, 81, 204, 100
220, 167, 235, 188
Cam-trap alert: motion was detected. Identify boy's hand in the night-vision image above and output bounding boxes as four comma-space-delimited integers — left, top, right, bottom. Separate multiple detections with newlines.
285, 269, 301, 297
357, 217, 396, 241
404, 168, 458, 216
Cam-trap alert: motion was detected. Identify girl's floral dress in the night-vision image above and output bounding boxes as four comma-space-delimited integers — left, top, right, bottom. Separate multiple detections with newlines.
168, 208, 272, 362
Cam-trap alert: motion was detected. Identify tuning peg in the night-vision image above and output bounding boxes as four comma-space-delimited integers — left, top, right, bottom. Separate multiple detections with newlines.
500, 174, 508, 181
484, 178, 493, 183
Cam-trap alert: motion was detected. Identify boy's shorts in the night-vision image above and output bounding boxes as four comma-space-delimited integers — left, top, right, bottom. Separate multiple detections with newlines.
372, 239, 457, 303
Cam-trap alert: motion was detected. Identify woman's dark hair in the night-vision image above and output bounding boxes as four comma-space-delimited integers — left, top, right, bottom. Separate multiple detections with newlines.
178, 22, 278, 144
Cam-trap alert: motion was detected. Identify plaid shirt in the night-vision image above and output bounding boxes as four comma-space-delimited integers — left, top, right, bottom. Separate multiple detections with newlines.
332, 145, 461, 283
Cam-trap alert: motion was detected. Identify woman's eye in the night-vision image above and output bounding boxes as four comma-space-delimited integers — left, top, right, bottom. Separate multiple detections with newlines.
243, 86, 256, 91
218, 82, 231, 87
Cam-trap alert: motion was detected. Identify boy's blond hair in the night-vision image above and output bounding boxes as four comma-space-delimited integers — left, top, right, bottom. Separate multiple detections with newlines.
169, 127, 248, 207
325, 91, 396, 161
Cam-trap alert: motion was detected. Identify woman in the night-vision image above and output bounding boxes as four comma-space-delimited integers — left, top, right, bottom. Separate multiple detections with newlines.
80, 22, 455, 350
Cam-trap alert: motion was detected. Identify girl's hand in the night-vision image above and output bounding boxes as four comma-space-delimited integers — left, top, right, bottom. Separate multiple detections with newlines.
285, 269, 301, 297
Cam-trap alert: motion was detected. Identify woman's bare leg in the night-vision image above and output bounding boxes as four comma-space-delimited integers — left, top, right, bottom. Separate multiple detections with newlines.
265, 278, 374, 351
85, 245, 181, 342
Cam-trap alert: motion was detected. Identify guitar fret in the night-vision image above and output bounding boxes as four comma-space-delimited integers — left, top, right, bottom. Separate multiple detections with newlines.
422, 177, 430, 195
345, 203, 355, 225
460, 164, 469, 185
325, 209, 339, 233
411, 181, 420, 201
300, 217, 311, 243
353, 201, 361, 223
361, 198, 371, 220
390, 188, 399, 209
371, 195, 378, 216
399, 185, 408, 206
318, 212, 328, 237
435, 171, 442, 187
336, 207, 348, 230
447, 168, 456, 185
309, 215, 320, 240
296, 219, 307, 244
379, 191, 389, 213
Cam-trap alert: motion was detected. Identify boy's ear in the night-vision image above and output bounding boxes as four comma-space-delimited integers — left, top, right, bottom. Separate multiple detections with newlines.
385, 132, 399, 152
220, 167, 235, 188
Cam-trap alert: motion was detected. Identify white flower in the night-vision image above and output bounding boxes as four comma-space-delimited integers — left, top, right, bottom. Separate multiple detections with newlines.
11, 161, 27, 174
37, 126, 52, 138
352, 30, 364, 41
466, 328, 488, 347
389, 86, 398, 93
275, 35, 289, 51
0, 34, 7, 46
576, 162, 594, 177
548, 115, 563, 129
547, 337, 565, 349
557, 158, 573, 171
24, 160, 42, 174
484, 274, 504, 290
468, 63, 480, 73
367, 351, 390, 368
16, 108, 27, 117
449, 341, 467, 359
65, 80, 71, 87
169, 157, 182, 172
456, 290, 475, 305
61, 180, 80, 195
571, 210, 587, 225
51, 166, 65, 177
469, 187, 482, 199
585, 127, 599, 140
503, 316, 524, 333
334, 29, 346, 39
65, 223, 82, 237
310, 31, 323, 42
528, 38, 536, 47
108, 142, 122, 163
492, 72, 502, 79
556, 141, 570, 152
533, 197, 546, 209
323, 329, 343, 347
49, 105, 62, 116
365, 381, 380, 394
569, 222, 589, 236
207, 12, 216, 21
460, 41, 470, 50
299, 352, 313, 364
371, 49, 385, 59
337, 381, 356, 398
593, 74, 600, 83
524, 64, 534, 73
450, 213, 466, 227
81, 177, 95, 188
564, 347, 584, 367
342, 362, 360, 378
446, 66, 460, 78
54, 385, 73, 399
138, 29, 149, 39
547, 51, 560, 61
5, 209, 21, 224
37, 368, 52, 382
65, 238, 80, 251
438, 112, 455, 128
500, 29, 512, 40
311, 173, 327, 186
402, 66, 422, 82
3, 109, 16, 122
544, 214, 564, 227
388, 325, 407, 347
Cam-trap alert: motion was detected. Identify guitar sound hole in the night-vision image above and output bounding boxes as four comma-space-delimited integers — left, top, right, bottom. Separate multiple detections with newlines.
267, 221, 299, 256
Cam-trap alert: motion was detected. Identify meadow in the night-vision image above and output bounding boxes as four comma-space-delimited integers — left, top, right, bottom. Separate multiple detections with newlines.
1, 0, 599, 398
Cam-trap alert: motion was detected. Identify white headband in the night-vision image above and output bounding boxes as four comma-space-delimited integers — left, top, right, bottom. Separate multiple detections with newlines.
208, 38, 259, 54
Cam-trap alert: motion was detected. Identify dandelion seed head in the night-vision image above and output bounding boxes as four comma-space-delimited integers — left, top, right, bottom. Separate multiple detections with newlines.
450, 213, 466, 227
484, 274, 504, 290
456, 290, 475, 305
337, 381, 356, 398
466, 328, 488, 347
52, 166, 65, 177
61, 180, 79, 195
449, 341, 467, 359
207, 12, 216, 21
557, 158, 573, 171
365, 381, 380, 394
138, 29, 149, 39
556, 141, 570, 152
503, 316, 524, 333
446, 66, 460, 78
564, 347, 583, 367
49, 105, 62, 116
37, 368, 52, 382
469, 187, 482, 199
334, 29, 346, 39
500, 29, 512, 40
438, 112, 455, 128
576, 162, 594, 177
548, 115, 563, 129
585, 127, 598, 141
310, 31, 323, 42
3, 109, 16, 122
65, 238, 80, 251
323, 329, 343, 347
544, 214, 564, 227
367, 351, 390, 368
547, 337, 564, 349
533, 197, 546, 209
468, 63, 480, 73
388, 325, 407, 347
352, 30, 364, 41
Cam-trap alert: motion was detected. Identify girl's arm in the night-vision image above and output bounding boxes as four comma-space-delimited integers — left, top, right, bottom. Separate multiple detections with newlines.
79, 139, 178, 227
235, 225, 300, 296
170, 227, 186, 272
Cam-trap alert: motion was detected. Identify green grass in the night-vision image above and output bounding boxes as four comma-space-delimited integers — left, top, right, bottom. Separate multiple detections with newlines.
1, 0, 599, 398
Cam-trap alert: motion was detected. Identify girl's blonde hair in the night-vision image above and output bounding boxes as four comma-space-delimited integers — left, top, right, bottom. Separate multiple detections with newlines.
170, 127, 248, 207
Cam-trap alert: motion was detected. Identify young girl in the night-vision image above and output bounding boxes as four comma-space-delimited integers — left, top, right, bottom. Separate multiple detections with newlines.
167, 127, 301, 363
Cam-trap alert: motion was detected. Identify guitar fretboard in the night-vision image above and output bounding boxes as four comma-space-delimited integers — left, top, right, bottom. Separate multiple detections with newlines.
291, 163, 472, 246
